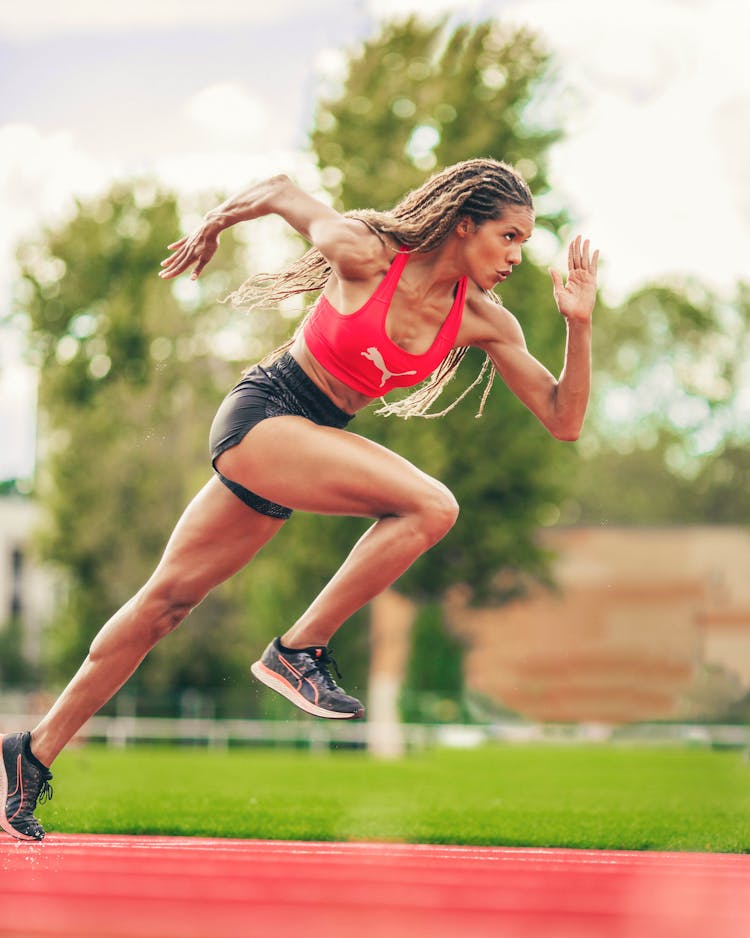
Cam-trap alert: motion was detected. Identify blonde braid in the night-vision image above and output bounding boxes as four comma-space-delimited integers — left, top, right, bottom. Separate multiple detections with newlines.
226, 158, 532, 416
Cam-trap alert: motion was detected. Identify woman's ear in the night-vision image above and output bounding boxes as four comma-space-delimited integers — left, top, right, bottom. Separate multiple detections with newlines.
456, 217, 475, 238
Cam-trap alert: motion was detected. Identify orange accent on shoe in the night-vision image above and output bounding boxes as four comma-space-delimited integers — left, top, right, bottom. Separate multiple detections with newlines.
9, 754, 23, 823
261, 660, 319, 706
278, 652, 321, 705
277, 653, 303, 682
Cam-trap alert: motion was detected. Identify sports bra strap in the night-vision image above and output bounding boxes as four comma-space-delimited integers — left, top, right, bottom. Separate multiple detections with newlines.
371, 249, 410, 305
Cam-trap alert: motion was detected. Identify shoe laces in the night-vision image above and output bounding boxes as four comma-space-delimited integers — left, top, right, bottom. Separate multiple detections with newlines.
37, 775, 54, 806
302, 648, 343, 689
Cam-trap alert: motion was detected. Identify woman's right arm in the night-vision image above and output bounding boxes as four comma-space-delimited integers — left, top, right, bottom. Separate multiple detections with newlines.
159, 175, 376, 281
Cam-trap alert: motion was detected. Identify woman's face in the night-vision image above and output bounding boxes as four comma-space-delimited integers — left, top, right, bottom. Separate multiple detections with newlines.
459, 204, 535, 290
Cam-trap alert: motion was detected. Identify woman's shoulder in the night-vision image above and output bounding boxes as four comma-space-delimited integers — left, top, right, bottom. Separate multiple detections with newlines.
318, 218, 396, 281
457, 282, 524, 348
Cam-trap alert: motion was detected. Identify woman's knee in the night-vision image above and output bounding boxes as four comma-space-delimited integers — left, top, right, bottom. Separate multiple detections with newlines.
86, 578, 201, 664
136, 577, 204, 642
412, 481, 460, 545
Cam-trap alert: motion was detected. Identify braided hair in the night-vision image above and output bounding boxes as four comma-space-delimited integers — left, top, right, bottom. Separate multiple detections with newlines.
228, 158, 533, 418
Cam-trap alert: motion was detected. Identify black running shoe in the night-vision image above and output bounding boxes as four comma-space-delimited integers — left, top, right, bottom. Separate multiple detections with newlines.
251, 638, 365, 719
0, 731, 53, 842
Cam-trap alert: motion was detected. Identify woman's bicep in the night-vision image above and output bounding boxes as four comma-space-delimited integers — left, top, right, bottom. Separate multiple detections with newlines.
269, 184, 382, 275
264, 178, 344, 243
473, 304, 558, 425
488, 337, 557, 404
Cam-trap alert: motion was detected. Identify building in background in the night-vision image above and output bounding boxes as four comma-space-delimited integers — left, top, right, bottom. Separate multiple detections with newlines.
0, 494, 59, 673
449, 526, 750, 724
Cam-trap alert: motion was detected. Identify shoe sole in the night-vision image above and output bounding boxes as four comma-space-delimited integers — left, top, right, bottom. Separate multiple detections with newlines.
250, 662, 364, 720
0, 734, 43, 842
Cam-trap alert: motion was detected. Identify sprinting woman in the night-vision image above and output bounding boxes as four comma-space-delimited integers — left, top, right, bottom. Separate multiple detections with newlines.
1, 158, 599, 840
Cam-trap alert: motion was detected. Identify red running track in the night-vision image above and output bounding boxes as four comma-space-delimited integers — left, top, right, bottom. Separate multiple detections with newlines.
1, 834, 748, 938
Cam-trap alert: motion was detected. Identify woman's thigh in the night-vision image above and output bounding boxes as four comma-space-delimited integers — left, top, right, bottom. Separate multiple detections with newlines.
215, 415, 451, 519
146, 475, 286, 602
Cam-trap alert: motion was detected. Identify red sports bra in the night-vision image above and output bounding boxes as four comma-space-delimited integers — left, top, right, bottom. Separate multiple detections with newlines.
304, 249, 468, 397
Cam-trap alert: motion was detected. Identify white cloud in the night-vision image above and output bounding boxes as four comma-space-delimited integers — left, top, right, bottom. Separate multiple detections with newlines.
0, 80, 307, 298
367, 0, 485, 20
715, 94, 750, 224
184, 82, 270, 145
0, 0, 342, 39
0, 123, 108, 213
496, 0, 750, 298
153, 147, 321, 201
0, 124, 113, 302
0, 125, 110, 480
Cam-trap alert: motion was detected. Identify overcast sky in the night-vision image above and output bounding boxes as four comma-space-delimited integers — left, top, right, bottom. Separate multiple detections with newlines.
1, 0, 749, 480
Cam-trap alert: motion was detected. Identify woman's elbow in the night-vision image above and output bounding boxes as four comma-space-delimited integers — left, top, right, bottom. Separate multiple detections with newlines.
547, 389, 586, 441
552, 426, 581, 442
547, 415, 583, 442
267, 173, 293, 191
257, 174, 294, 211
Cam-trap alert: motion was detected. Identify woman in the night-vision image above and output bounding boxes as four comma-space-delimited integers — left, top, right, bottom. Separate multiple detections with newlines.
1, 158, 599, 841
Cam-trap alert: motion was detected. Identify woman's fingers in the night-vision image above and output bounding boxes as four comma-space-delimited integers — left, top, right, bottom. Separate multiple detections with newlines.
159, 227, 219, 280
160, 251, 184, 269
568, 236, 598, 273
570, 235, 584, 269
159, 255, 189, 279
159, 238, 201, 278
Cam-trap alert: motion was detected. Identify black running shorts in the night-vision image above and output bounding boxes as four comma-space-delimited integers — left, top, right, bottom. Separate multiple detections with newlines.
209, 352, 354, 519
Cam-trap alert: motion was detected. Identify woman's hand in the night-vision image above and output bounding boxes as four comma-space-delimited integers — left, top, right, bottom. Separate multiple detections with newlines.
158, 216, 224, 281
549, 236, 599, 322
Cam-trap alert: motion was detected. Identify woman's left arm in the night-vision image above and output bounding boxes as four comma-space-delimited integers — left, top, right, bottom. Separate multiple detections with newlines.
475, 236, 599, 441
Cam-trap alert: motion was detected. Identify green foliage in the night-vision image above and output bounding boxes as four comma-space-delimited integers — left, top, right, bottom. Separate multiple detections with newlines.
689, 443, 750, 522
569, 278, 750, 524
401, 601, 466, 723
310, 17, 573, 603
16, 182, 260, 697
0, 480, 28, 496
47, 744, 750, 852
313, 17, 562, 222
0, 616, 37, 687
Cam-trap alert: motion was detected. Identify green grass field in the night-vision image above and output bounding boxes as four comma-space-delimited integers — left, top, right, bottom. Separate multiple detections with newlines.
43, 742, 750, 853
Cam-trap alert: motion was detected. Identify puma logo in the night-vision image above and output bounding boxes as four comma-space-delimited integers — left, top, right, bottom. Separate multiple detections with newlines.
361, 347, 418, 387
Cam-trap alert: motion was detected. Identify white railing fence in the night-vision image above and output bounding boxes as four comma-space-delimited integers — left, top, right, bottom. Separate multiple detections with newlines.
1, 713, 748, 752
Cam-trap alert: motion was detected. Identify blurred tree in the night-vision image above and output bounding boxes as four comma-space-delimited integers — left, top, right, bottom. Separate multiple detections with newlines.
313, 17, 562, 222
0, 615, 36, 688
567, 278, 750, 524
400, 601, 466, 723
15, 182, 293, 714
